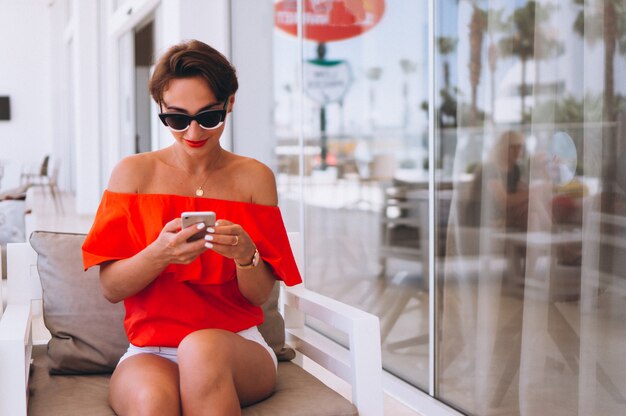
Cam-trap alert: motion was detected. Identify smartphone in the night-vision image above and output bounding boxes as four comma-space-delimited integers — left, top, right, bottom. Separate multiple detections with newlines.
181, 211, 216, 242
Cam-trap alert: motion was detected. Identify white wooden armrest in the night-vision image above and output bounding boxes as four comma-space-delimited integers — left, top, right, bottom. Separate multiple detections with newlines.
0, 242, 41, 415
7, 243, 41, 305
282, 285, 383, 416
0, 302, 33, 416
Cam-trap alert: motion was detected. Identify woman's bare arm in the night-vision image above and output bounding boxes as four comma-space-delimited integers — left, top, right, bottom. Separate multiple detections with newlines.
99, 218, 208, 303
237, 162, 280, 305
205, 160, 279, 306
98, 156, 208, 303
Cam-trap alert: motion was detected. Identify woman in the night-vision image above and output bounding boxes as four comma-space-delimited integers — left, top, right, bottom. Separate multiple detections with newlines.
466, 130, 530, 229
82, 40, 301, 415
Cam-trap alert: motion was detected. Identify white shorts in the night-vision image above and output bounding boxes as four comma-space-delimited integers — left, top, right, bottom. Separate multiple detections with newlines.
118, 326, 278, 370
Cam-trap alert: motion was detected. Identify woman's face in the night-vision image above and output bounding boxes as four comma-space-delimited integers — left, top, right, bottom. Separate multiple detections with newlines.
161, 76, 232, 152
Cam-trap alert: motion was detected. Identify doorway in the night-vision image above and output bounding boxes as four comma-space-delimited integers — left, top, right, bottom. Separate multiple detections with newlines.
134, 20, 154, 154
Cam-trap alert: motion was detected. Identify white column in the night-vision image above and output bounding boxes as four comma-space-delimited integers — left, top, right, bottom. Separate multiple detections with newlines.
158, 0, 232, 151
72, 0, 101, 214
230, 2, 275, 167
160, 0, 229, 49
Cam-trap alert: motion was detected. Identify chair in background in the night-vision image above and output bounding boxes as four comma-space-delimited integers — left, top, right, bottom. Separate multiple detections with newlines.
19, 155, 63, 213
20, 155, 49, 186
375, 182, 429, 349
377, 182, 428, 278
345, 153, 397, 209
582, 210, 626, 308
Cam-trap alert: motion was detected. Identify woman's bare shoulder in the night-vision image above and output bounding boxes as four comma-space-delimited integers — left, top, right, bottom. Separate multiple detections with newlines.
229, 154, 277, 206
107, 152, 159, 193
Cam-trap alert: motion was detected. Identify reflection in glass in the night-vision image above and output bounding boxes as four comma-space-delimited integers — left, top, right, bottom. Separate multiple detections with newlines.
273, 0, 430, 390
274, 0, 626, 412
548, 131, 577, 185
439, 0, 626, 415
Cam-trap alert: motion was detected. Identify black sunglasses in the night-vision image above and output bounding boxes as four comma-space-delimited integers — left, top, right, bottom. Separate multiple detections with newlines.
158, 101, 227, 132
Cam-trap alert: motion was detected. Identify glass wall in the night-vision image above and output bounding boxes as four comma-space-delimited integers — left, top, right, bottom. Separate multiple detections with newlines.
273, 0, 431, 390
273, 0, 626, 414
437, 0, 626, 415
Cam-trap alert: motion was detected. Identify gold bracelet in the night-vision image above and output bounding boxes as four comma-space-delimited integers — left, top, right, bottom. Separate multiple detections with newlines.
235, 248, 260, 269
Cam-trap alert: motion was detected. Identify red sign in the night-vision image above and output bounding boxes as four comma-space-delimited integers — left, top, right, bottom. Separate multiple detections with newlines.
275, 0, 385, 42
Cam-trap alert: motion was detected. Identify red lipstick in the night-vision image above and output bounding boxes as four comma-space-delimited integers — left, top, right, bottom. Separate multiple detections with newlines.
184, 139, 208, 148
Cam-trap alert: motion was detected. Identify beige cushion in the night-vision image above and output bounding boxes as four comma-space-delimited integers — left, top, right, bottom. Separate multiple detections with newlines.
242, 363, 358, 416
29, 231, 294, 374
28, 345, 357, 416
28, 346, 115, 415
30, 231, 129, 374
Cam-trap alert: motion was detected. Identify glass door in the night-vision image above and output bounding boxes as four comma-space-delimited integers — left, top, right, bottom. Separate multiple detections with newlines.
118, 30, 136, 158
273, 0, 432, 391
273, 1, 626, 414
435, 1, 626, 415
133, 19, 154, 154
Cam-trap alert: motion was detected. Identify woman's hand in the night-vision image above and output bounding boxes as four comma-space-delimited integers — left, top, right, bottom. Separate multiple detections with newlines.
204, 219, 256, 265
150, 218, 209, 265
100, 218, 209, 303
206, 219, 276, 306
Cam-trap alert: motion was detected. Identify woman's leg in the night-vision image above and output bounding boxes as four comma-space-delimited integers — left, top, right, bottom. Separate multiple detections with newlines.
177, 328, 277, 416
109, 354, 181, 416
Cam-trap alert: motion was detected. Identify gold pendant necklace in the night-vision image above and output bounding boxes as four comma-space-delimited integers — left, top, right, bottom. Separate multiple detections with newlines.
173, 149, 220, 197
193, 171, 211, 197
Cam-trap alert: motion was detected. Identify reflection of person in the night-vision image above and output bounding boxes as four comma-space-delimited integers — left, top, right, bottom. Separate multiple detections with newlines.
82, 40, 301, 415
466, 130, 530, 229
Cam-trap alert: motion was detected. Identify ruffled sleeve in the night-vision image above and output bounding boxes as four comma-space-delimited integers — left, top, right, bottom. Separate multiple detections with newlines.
234, 204, 302, 287
82, 191, 146, 269
82, 191, 302, 287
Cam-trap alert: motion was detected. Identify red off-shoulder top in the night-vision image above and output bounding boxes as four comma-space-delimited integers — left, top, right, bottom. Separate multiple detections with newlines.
82, 190, 302, 347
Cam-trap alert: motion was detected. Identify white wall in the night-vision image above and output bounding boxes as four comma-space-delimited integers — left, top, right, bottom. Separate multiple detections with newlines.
72, 0, 102, 214
231, 1, 276, 168
0, 1, 275, 212
0, 0, 54, 190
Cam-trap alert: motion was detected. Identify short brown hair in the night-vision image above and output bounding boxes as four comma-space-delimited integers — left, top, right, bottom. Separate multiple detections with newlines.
149, 40, 238, 106
490, 129, 525, 163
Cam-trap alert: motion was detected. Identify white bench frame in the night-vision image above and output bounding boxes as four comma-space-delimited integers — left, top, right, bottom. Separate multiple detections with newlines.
0, 238, 383, 416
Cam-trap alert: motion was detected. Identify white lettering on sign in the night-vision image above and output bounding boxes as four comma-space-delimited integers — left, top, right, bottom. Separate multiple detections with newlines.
274, 0, 385, 42
275, 11, 333, 26
310, 0, 332, 13
304, 60, 352, 104
275, 11, 297, 25
305, 13, 331, 25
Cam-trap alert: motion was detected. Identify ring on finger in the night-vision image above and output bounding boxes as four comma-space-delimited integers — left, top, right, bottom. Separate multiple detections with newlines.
232, 235, 239, 246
